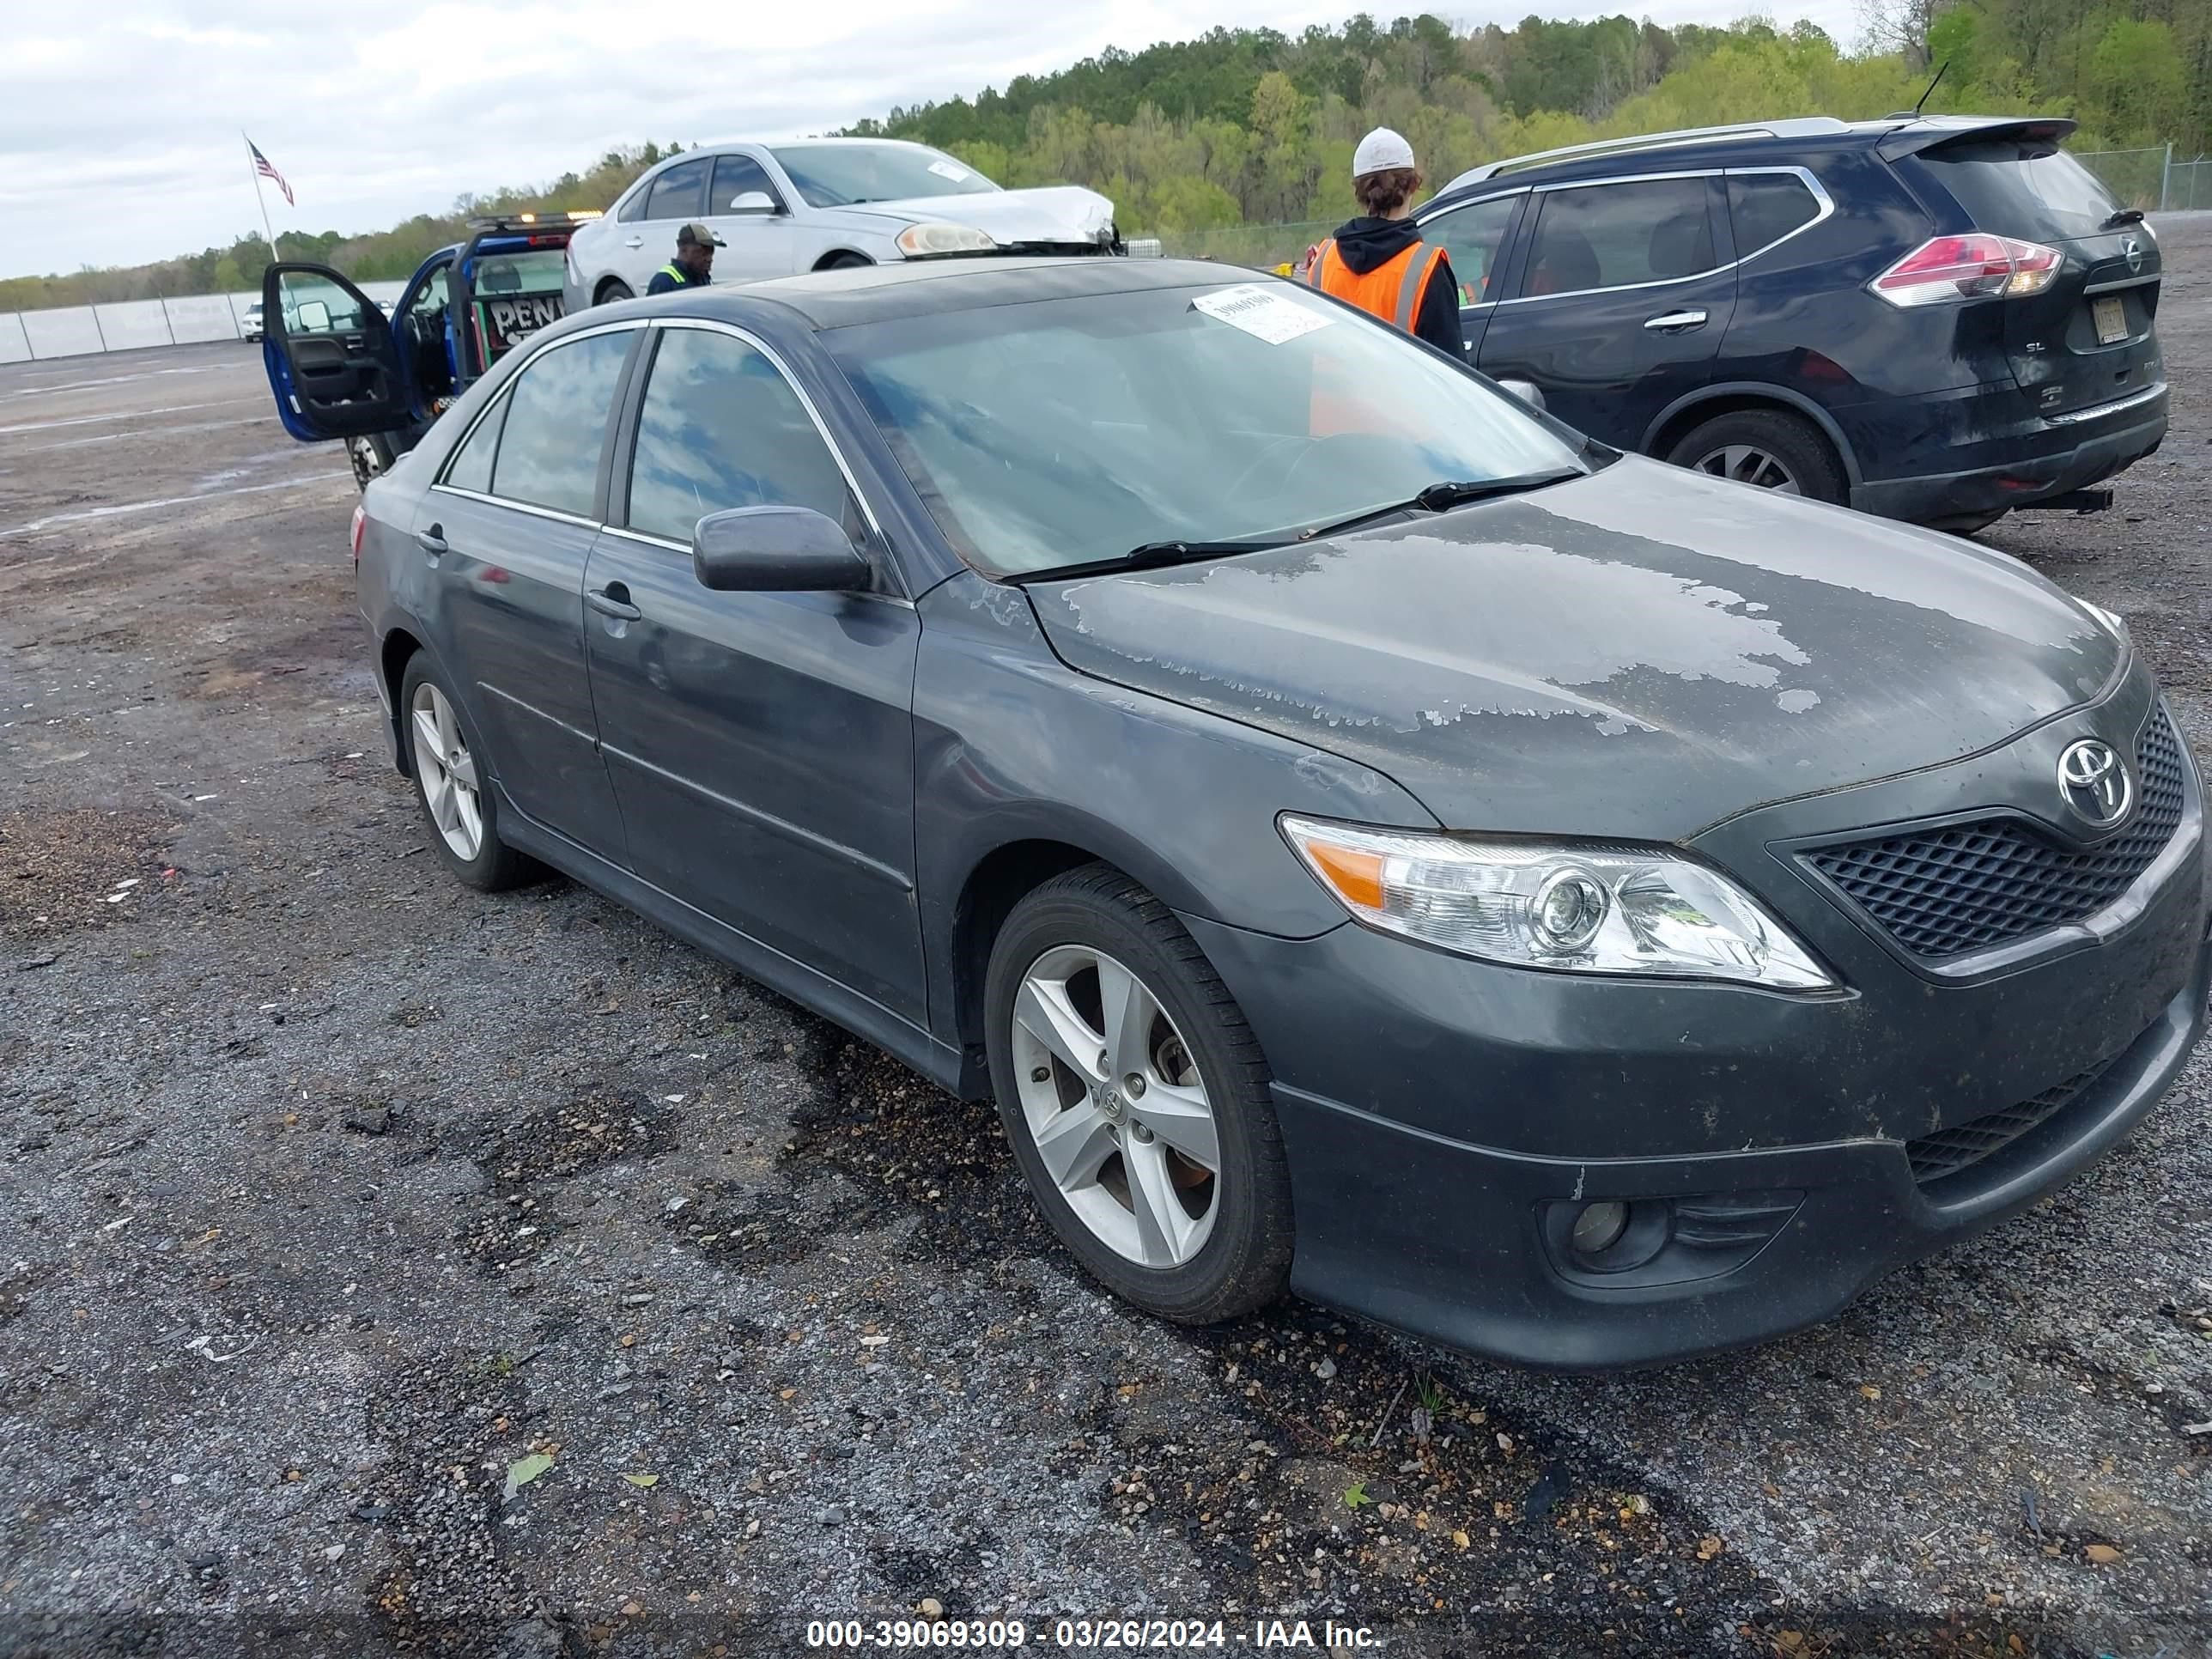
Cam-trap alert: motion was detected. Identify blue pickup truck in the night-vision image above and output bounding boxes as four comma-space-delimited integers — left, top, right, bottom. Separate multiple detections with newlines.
259, 213, 597, 489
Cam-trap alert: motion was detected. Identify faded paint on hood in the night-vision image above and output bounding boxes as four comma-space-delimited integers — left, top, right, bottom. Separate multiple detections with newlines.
1024, 459, 2123, 838
843, 186, 1117, 247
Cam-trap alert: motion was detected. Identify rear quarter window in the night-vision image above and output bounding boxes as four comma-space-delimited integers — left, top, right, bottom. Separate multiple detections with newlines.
1912, 142, 2120, 240
1728, 173, 1824, 254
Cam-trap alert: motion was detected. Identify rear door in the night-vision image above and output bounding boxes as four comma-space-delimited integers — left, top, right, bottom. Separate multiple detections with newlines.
1898, 134, 2163, 418
261, 264, 410, 442
1474, 173, 1737, 446
416, 322, 641, 860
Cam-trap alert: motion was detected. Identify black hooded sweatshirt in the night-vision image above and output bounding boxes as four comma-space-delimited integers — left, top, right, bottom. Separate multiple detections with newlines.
1323, 216, 1462, 357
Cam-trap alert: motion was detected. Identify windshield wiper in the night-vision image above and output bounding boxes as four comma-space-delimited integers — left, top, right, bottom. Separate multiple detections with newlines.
1293, 467, 1584, 544
1004, 537, 1292, 586
2103, 207, 2147, 229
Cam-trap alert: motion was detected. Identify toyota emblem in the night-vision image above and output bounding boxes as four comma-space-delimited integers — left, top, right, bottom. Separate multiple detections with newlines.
2057, 738, 2133, 828
2124, 235, 2142, 274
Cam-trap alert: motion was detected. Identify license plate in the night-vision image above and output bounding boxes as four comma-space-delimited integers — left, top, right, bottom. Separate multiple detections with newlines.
2094, 295, 2128, 345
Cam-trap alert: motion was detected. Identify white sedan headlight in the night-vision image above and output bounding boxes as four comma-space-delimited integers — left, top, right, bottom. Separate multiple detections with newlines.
1280, 816, 1833, 991
896, 222, 998, 258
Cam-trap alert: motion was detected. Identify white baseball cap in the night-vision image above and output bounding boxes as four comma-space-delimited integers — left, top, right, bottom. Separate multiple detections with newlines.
1352, 127, 1417, 178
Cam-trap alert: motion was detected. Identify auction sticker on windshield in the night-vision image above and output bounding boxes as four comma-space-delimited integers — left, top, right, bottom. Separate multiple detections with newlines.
1192, 284, 1333, 345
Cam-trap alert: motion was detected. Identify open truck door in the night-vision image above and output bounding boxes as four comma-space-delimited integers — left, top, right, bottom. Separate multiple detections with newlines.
261, 264, 410, 446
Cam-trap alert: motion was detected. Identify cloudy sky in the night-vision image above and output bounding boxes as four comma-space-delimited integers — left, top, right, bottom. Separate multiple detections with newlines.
3, 0, 1856, 280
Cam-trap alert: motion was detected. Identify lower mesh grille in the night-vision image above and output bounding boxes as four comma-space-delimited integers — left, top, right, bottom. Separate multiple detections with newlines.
1805, 703, 2188, 959
1905, 1056, 2118, 1186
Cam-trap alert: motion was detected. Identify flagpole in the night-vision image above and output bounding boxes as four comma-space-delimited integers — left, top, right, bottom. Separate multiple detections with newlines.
243, 131, 280, 268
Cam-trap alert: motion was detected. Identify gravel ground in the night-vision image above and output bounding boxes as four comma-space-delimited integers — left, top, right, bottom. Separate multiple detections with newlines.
3, 229, 2209, 1659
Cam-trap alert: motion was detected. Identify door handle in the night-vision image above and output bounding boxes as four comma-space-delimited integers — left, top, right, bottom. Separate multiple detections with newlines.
623, 236, 644, 249
416, 526, 447, 556
587, 586, 641, 622
1643, 308, 1708, 331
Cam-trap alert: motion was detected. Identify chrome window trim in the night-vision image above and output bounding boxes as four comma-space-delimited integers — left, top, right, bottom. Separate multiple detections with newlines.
638, 317, 889, 550
430, 318, 648, 514
1463, 165, 1834, 309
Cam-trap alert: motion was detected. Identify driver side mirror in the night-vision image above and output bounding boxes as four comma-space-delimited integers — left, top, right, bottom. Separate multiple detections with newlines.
726, 191, 780, 216
693, 505, 870, 592
1497, 378, 1547, 413
295, 299, 331, 332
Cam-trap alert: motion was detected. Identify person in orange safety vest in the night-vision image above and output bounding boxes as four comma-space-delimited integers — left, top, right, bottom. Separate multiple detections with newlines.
1304, 128, 1462, 357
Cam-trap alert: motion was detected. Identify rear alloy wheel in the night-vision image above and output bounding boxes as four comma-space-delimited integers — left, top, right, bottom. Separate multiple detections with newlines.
1666, 409, 1846, 506
986, 865, 1292, 1323
596, 280, 635, 306
398, 654, 537, 892
348, 432, 395, 492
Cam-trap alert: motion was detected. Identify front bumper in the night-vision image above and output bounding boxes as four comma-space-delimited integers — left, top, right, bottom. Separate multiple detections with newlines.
1186, 690, 2209, 1368
1850, 383, 2167, 524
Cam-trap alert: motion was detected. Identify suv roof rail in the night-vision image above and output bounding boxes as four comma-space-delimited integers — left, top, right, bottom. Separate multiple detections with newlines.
1437, 117, 1856, 194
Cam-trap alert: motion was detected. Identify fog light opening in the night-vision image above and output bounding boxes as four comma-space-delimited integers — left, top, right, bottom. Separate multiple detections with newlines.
1570, 1200, 1630, 1257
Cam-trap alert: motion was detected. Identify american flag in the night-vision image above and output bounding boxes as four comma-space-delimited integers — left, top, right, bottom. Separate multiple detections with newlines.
247, 138, 294, 207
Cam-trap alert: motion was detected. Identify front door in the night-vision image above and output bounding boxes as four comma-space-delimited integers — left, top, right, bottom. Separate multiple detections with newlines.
417, 324, 638, 860
1475, 173, 1737, 447
583, 321, 925, 1023
700, 151, 801, 283
260, 264, 410, 442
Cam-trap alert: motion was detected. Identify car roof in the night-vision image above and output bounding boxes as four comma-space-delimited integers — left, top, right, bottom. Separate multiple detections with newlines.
1431, 112, 2072, 197
649, 256, 1243, 331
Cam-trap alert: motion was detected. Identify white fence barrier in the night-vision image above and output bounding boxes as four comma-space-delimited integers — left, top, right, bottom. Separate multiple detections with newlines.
0, 279, 410, 362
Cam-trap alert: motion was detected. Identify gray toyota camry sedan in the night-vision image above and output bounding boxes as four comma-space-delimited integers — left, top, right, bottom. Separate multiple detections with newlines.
337, 256, 2209, 1368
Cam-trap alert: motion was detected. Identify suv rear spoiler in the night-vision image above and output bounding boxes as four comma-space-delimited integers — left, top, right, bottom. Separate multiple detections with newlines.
1875, 117, 2078, 163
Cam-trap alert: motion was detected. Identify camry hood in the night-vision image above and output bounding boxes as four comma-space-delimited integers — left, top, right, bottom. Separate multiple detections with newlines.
845, 185, 1117, 247
1025, 459, 2124, 839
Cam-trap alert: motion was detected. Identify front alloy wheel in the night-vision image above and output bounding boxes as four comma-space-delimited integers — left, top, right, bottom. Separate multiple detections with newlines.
984, 864, 1292, 1325
1012, 944, 1222, 1267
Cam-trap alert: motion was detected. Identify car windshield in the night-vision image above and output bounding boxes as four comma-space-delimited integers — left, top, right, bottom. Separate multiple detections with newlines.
769, 143, 997, 209
828, 279, 1587, 578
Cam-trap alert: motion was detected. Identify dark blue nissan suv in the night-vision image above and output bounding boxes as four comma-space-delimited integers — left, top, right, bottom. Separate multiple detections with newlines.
1416, 114, 2166, 532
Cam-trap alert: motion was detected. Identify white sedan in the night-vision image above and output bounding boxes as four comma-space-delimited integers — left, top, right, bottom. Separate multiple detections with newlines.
563, 137, 1121, 307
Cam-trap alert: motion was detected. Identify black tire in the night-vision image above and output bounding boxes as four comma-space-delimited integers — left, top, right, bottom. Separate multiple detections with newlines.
349, 432, 395, 493
595, 279, 634, 306
819, 252, 871, 270
984, 863, 1293, 1324
1664, 408, 1847, 506
397, 653, 539, 893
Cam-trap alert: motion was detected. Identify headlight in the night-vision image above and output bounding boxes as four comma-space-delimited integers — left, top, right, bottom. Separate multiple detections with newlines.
1279, 815, 1834, 991
896, 222, 998, 258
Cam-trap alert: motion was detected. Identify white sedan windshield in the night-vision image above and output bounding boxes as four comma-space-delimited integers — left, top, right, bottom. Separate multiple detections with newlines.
769, 144, 997, 209
830, 279, 1587, 577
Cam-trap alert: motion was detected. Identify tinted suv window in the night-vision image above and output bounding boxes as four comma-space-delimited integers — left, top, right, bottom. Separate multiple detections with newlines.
1422, 196, 1517, 306
1917, 141, 2119, 240
489, 331, 631, 517
1728, 173, 1823, 254
643, 156, 709, 221
1522, 178, 1715, 296
709, 153, 781, 213
628, 328, 858, 544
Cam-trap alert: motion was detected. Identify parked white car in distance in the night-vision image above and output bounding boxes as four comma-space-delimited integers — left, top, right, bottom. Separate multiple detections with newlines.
242, 301, 264, 343
563, 138, 1121, 307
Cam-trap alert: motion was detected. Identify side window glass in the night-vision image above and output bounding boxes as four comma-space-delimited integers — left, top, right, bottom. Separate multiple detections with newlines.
443, 396, 505, 493
1728, 173, 1822, 256
489, 331, 632, 518
627, 329, 860, 546
276, 270, 364, 335
1422, 197, 1517, 307
710, 154, 781, 214
643, 157, 709, 222
1522, 179, 1715, 297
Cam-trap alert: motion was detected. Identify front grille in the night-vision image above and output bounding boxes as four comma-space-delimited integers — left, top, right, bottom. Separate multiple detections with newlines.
1905, 1055, 2118, 1186
1805, 703, 2188, 958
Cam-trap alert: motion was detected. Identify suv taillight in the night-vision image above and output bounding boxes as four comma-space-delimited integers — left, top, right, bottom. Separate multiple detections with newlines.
349, 502, 367, 562
1871, 234, 2063, 307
